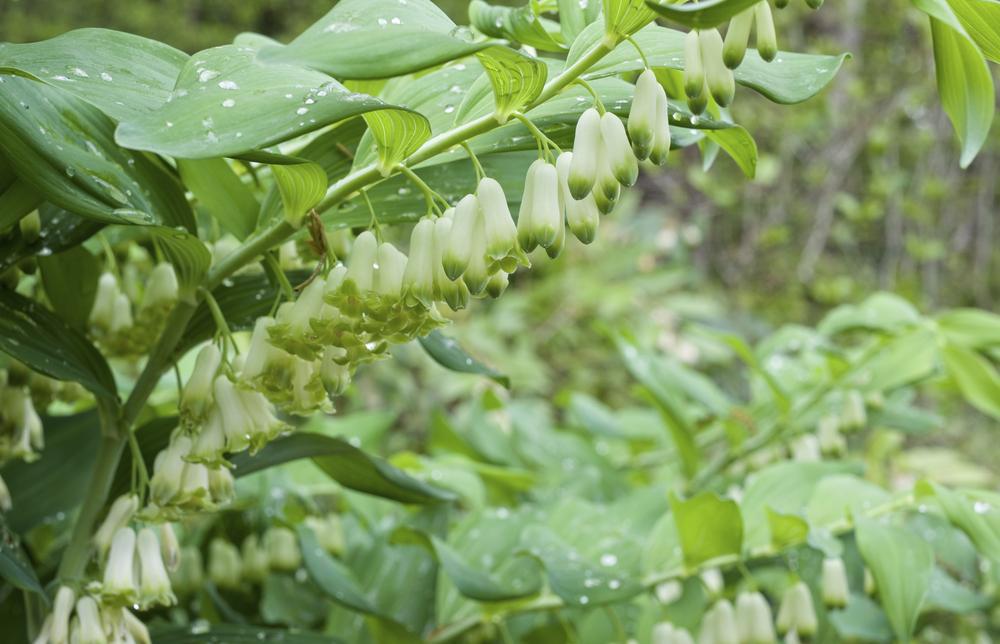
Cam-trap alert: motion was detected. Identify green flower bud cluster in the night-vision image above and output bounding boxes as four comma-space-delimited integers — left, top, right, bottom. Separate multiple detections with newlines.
96, 525, 177, 609
34, 589, 151, 644
88, 263, 179, 357
0, 378, 44, 462
146, 432, 238, 519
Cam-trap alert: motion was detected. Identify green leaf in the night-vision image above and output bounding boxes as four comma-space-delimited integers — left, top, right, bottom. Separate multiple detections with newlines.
0, 178, 42, 232
856, 328, 938, 392
805, 475, 891, 527
474, 46, 549, 123
0, 28, 187, 121
819, 292, 922, 335
151, 626, 337, 644
856, 518, 934, 643
603, 0, 660, 37
703, 124, 757, 178
0, 412, 101, 533
0, 75, 195, 229
948, 0, 1000, 62
940, 342, 1000, 420
670, 492, 743, 567
0, 289, 117, 402
0, 204, 103, 274
177, 158, 259, 240
418, 331, 510, 388
912, 0, 995, 167
114, 45, 395, 160
718, 333, 790, 412
356, 109, 432, 176
229, 433, 457, 504
936, 308, 1000, 349
644, 0, 762, 28
0, 518, 44, 595
150, 227, 212, 293
298, 525, 381, 615
920, 482, 1000, 563
828, 596, 894, 642
766, 508, 809, 550
469, 1, 567, 51
558, 0, 602, 41
261, 0, 493, 79
569, 21, 849, 104
392, 527, 540, 601
924, 566, 992, 613
270, 158, 329, 227
38, 245, 101, 331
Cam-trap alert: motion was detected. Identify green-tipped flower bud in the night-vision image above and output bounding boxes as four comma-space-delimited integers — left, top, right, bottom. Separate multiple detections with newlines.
684, 30, 705, 99
805, 0, 823, 9
240, 316, 278, 383
402, 219, 437, 307
160, 523, 180, 572
214, 376, 286, 453
208, 465, 235, 504
462, 215, 492, 295
208, 538, 243, 589
775, 0, 789, 7
103, 527, 138, 600
477, 178, 522, 264
241, 534, 270, 583
137, 527, 175, 608
264, 526, 302, 571
545, 212, 566, 259
433, 217, 470, 311
723, 8, 754, 69
90, 272, 120, 331
593, 179, 620, 215
700, 599, 739, 644
687, 91, 709, 115
141, 262, 179, 311
345, 230, 378, 292
518, 160, 561, 251
50, 585, 76, 644
821, 557, 849, 608
736, 591, 776, 644
600, 112, 639, 187
374, 242, 407, 298
777, 582, 817, 637
485, 270, 509, 299
180, 344, 221, 423
755, 1, 778, 62
629, 70, 660, 160
19, 211, 41, 244
179, 461, 210, 505
75, 596, 106, 644
557, 152, 599, 245
568, 107, 602, 199
188, 408, 227, 465
701, 28, 736, 107
150, 436, 192, 506
93, 493, 139, 557
649, 89, 672, 166
442, 194, 480, 280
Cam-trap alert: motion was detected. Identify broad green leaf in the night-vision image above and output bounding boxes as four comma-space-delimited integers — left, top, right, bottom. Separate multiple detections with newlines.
270, 158, 329, 227
469, 1, 567, 51
298, 525, 382, 615
718, 333, 790, 412
392, 527, 540, 601
0, 179, 42, 232
603, 0, 660, 37
805, 475, 891, 527
704, 124, 757, 178
856, 518, 934, 642
380, 61, 484, 135
150, 228, 212, 293
356, 108, 433, 176
0, 518, 44, 595
949, 0, 1000, 61
177, 158, 259, 240
670, 492, 743, 567
558, 0, 602, 41
474, 46, 549, 123
940, 342, 1000, 420
38, 246, 101, 331
569, 21, 849, 105
766, 508, 809, 550
418, 331, 510, 388
0, 289, 117, 402
0, 204, 103, 274
819, 292, 922, 335
936, 308, 1000, 348
828, 596, 894, 642
0, 412, 101, 533
151, 626, 337, 644
229, 433, 457, 504
261, 0, 493, 79
924, 566, 992, 613
0, 75, 195, 230
567, 393, 628, 439
260, 573, 330, 627
857, 328, 938, 392
0, 28, 187, 121
920, 482, 1000, 562
912, 0, 995, 167
644, 0, 762, 28
115, 45, 393, 159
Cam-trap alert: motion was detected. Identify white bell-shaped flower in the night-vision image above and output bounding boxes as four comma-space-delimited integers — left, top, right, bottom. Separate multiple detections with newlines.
432, 217, 470, 310
323, 264, 348, 298
241, 534, 271, 583
485, 269, 509, 299
159, 523, 180, 572
649, 88, 672, 166
74, 596, 106, 644
755, 2, 777, 62
188, 407, 227, 464
208, 538, 242, 589
150, 436, 192, 506
49, 585, 75, 644
736, 591, 776, 644
286, 275, 327, 337
239, 317, 279, 384
121, 609, 151, 644
568, 107, 602, 199
345, 230, 378, 293
600, 112, 638, 187
821, 557, 849, 608
557, 152, 600, 245
776, 582, 817, 636
464, 221, 494, 296
140, 262, 178, 311
441, 194, 480, 280
137, 527, 175, 607
179, 344, 221, 423
477, 177, 522, 267
208, 466, 235, 504
90, 272, 120, 331
700, 599, 739, 644
517, 160, 561, 252
93, 494, 139, 557
628, 70, 660, 160
723, 7, 754, 69
700, 28, 735, 107
102, 527, 138, 599
109, 292, 133, 334
264, 526, 302, 572
684, 29, 706, 99
178, 461, 210, 504
374, 242, 408, 298
402, 218, 437, 307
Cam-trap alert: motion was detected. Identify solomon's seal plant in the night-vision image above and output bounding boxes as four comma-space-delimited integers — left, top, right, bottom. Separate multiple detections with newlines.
0, 0, 999, 642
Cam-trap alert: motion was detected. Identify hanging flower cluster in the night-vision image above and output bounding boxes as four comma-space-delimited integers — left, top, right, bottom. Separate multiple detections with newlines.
653, 585, 805, 644
89, 263, 179, 356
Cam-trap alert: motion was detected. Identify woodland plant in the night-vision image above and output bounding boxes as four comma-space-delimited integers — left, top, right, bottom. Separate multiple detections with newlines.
0, 0, 998, 643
